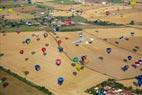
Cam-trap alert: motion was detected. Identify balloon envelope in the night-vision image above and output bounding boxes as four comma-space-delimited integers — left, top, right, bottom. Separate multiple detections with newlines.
106, 48, 112, 54
72, 57, 79, 63
25, 38, 31, 44
57, 77, 64, 85
42, 48, 46, 52
127, 56, 132, 60
35, 65, 40, 71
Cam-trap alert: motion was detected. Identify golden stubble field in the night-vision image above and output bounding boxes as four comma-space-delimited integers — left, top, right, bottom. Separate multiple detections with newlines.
0, 27, 142, 95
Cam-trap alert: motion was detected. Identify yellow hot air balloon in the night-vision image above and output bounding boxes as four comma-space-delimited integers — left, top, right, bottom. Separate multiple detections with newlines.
76, 64, 81, 71
0, 8, 3, 13
8, 9, 14, 13
130, 0, 136, 8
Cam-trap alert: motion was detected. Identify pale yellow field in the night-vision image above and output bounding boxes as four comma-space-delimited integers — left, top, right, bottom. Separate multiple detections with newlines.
0, 32, 109, 95
84, 28, 142, 54
0, 27, 142, 95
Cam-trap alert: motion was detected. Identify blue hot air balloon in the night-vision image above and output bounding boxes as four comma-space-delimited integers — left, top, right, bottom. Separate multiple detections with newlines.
127, 56, 132, 60
136, 74, 142, 87
35, 64, 40, 71
57, 77, 64, 85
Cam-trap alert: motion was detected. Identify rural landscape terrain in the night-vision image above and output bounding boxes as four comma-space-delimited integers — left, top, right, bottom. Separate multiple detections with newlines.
0, 0, 142, 95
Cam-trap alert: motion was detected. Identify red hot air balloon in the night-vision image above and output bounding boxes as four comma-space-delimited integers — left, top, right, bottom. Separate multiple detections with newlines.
41, 47, 46, 53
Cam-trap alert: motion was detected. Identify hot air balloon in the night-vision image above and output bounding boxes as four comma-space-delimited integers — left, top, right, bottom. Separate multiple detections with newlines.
76, 64, 81, 71
16, 28, 21, 34
8, 9, 14, 13
127, 56, 132, 60
35, 64, 40, 71
19, 50, 24, 54
121, 65, 129, 72
136, 74, 142, 87
57, 77, 64, 85
72, 57, 79, 63
138, 59, 142, 64
41, 47, 46, 53
56, 59, 61, 66
130, 0, 136, 8
57, 40, 62, 46
131, 32, 135, 37
41, 47, 47, 55
0, 9, 3, 13
106, 48, 112, 54
43, 33, 48, 38
25, 38, 31, 45
58, 46, 64, 52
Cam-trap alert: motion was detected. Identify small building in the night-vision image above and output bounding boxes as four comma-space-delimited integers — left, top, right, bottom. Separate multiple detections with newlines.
63, 19, 74, 26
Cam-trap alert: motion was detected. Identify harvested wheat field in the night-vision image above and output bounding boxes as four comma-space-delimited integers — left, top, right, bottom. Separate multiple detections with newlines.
0, 71, 49, 95
0, 32, 110, 95
0, 29, 142, 94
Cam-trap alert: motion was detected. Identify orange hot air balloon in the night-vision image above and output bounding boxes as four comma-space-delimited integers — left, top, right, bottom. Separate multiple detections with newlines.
20, 50, 24, 54
57, 40, 62, 46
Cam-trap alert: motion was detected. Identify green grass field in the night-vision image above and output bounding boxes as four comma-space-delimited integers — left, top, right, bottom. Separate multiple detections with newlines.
51, 0, 80, 4
0, 0, 32, 8
111, 0, 123, 3
56, 16, 88, 23
0, 25, 42, 32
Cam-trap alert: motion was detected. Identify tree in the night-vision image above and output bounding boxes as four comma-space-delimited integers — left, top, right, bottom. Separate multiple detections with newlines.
129, 20, 135, 25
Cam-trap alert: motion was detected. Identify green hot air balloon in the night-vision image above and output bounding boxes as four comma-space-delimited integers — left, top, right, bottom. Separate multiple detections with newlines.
72, 57, 79, 63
